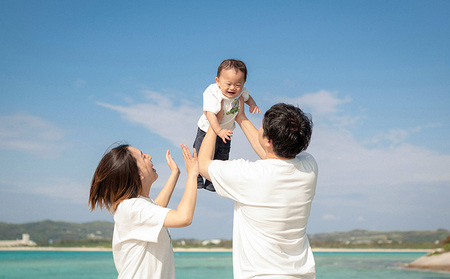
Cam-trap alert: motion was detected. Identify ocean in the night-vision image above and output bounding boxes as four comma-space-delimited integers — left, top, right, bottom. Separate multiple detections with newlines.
1, 250, 449, 279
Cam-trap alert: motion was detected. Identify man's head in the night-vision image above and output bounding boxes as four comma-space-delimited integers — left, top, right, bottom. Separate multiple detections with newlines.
262, 103, 313, 159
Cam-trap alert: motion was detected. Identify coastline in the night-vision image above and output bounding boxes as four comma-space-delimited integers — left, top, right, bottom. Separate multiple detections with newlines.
312, 248, 433, 253
406, 251, 450, 272
0, 247, 112, 252
0, 247, 433, 253
2, 247, 447, 273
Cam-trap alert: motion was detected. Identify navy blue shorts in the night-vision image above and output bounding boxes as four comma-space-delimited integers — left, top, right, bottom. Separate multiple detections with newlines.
193, 128, 231, 191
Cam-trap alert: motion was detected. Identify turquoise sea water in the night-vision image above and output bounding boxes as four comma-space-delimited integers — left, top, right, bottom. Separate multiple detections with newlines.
1, 250, 450, 279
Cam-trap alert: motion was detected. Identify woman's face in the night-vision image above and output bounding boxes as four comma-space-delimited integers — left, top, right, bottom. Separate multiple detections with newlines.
128, 146, 158, 184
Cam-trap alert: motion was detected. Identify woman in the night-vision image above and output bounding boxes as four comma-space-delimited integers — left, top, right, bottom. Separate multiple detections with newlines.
89, 144, 198, 279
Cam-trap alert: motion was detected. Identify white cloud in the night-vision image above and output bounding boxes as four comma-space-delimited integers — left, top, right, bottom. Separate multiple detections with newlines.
369, 123, 443, 146
322, 214, 341, 221
285, 90, 352, 115
281, 90, 450, 232
97, 90, 199, 147
0, 176, 88, 204
0, 112, 67, 157
98, 89, 450, 189
98, 89, 450, 232
282, 90, 359, 127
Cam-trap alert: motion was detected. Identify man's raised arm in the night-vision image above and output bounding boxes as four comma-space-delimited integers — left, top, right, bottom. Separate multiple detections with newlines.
235, 98, 266, 159
198, 126, 216, 181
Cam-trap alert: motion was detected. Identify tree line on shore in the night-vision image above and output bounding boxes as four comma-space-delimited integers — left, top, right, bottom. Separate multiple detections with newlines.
1, 220, 449, 250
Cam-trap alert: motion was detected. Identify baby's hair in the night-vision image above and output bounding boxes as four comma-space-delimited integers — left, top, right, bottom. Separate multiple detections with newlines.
217, 59, 247, 81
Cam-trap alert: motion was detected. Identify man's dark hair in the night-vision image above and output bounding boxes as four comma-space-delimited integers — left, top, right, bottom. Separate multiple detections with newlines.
263, 103, 313, 159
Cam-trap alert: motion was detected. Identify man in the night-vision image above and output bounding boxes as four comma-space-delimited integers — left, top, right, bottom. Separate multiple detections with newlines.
199, 101, 318, 278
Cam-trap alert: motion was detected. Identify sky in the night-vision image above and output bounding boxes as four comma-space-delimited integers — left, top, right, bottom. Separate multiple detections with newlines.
1, 0, 449, 240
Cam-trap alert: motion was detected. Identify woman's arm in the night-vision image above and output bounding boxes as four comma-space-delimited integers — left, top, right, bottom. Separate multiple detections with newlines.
235, 98, 266, 159
154, 150, 180, 207
163, 145, 198, 228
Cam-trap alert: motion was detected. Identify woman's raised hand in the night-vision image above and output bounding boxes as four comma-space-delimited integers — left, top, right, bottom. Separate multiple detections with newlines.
166, 149, 180, 175
180, 144, 199, 177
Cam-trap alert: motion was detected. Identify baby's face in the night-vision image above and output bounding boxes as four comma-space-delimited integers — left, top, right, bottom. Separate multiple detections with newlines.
215, 68, 245, 99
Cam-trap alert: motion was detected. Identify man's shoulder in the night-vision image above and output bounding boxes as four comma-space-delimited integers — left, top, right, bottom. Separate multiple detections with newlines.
295, 152, 318, 171
298, 151, 315, 160
297, 151, 316, 162
211, 158, 250, 166
210, 159, 268, 177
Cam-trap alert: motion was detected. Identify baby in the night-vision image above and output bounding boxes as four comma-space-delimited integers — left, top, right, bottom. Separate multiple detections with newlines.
193, 59, 260, 191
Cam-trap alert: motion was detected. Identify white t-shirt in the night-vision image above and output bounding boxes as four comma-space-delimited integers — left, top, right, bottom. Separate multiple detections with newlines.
198, 83, 250, 132
209, 153, 318, 279
113, 196, 174, 279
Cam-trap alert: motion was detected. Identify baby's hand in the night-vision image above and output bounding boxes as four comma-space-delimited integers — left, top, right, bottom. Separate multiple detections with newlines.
249, 104, 261, 115
166, 150, 180, 174
217, 128, 233, 143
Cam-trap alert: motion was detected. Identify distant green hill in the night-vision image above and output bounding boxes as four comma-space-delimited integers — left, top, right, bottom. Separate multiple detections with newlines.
1, 220, 448, 249
309, 228, 450, 249
0, 220, 113, 246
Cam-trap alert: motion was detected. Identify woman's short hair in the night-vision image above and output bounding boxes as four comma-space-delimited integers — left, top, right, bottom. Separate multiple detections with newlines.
89, 144, 142, 213
263, 103, 313, 159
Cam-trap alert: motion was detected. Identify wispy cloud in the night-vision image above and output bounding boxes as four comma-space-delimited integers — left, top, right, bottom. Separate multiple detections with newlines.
0, 112, 67, 157
0, 176, 88, 204
322, 214, 341, 221
277, 90, 450, 231
282, 90, 360, 127
97, 89, 450, 231
369, 123, 443, 146
286, 90, 352, 115
97, 90, 200, 147
277, 91, 450, 186
98, 89, 450, 188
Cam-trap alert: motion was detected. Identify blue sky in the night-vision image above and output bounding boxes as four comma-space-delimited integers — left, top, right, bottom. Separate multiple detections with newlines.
1, 0, 449, 240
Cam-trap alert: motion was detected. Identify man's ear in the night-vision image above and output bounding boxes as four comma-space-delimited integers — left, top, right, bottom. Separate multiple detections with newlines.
266, 139, 273, 149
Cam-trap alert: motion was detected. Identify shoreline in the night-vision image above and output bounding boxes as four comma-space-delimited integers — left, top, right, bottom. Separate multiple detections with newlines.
0, 247, 433, 253
3, 247, 446, 273
405, 251, 450, 273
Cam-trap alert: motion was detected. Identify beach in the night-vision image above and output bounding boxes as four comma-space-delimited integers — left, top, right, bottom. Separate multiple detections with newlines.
0, 246, 434, 253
